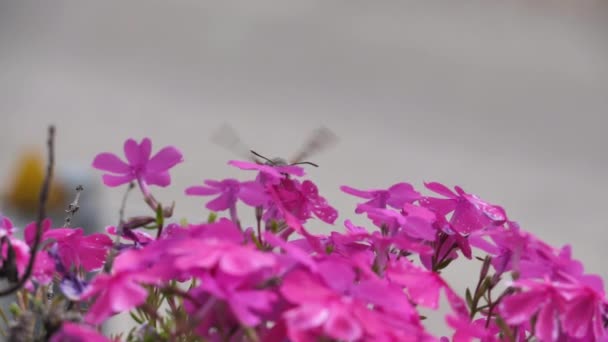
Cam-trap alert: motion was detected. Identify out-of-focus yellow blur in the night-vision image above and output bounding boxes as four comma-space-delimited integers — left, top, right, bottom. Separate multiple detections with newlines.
2, 149, 67, 216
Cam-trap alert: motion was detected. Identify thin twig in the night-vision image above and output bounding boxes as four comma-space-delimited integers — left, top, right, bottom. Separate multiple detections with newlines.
0, 125, 55, 297
117, 182, 135, 236
64, 185, 84, 227
103, 182, 135, 273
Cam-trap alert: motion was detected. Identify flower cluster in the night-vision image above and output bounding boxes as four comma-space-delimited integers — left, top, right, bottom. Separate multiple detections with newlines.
0, 137, 605, 342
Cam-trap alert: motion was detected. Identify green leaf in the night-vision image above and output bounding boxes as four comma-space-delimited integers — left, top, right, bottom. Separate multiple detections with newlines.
129, 311, 144, 324
156, 204, 164, 227
8, 303, 20, 317
495, 316, 515, 342
269, 220, 279, 233
435, 257, 454, 270
465, 288, 474, 309
207, 212, 218, 223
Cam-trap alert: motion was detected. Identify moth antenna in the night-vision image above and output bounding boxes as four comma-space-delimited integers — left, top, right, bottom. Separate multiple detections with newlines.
291, 161, 319, 167
250, 150, 274, 164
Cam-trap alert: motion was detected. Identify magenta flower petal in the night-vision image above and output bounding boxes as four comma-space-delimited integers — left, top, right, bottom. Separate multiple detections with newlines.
230, 289, 277, 326
264, 232, 318, 272
109, 279, 150, 313
238, 181, 267, 206
140, 138, 152, 160
275, 165, 306, 177
500, 290, 548, 325
317, 258, 355, 293
324, 308, 362, 341
123, 138, 143, 166
229, 160, 282, 178
424, 182, 457, 198
218, 247, 275, 276
285, 305, 330, 330
91, 152, 130, 173
351, 280, 415, 316
147, 146, 183, 173
144, 171, 171, 187
33, 252, 55, 285
78, 233, 113, 271
387, 183, 421, 207
340, 185, 374, 199
205, 192, 233, 211
102, 174, 134, 187
536, 302, 560, 342
84, 272, 149, 324
43, 227, 76, 241
281, 270, 334, 303
93, 137, 182, 188
185, 185, 221, 196
24, 218, 52, 246
50, 322, 110, 342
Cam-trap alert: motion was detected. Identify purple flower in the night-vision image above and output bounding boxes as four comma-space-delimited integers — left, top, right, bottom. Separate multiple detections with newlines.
341, 183, 421, 213
185, 178, 267, 211
92, 137, 183, 187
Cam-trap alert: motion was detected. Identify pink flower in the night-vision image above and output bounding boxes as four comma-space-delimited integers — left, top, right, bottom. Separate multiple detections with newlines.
360, 205, 437, 241
191, 271, 278, 326
32, 251, 55, 285
0, 238, 30, 279
0, 215, 15, 237
24, 221, 112, 272
82, 249, 162, 324
560, 275, 606, 340
267, 178, 338, 225
446, 315, 499, 342
0, 216, 56, 286
341, 183, 420, 213
500, 279, 566, 341
50, 322, 110, 342
264, 231, 318, 272
469, 222, 556, 277
170, 238, 276, 276
280, 269, 362, 341
420, 182, 507, 234
106, 225, 154, 246
280, 268, 427, 341
0, 216, 30, 276
185, 178, 267, 211
266, 184, 325, 253
386, 259, 468, 317
92, 137, 183, 187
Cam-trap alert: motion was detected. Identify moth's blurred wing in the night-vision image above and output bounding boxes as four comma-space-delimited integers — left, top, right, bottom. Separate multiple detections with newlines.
290, 126, 338, 164
211, 123, 258, 162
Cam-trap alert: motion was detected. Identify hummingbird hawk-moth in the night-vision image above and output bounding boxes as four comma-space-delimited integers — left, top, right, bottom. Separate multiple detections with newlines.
211, 124, 337, 167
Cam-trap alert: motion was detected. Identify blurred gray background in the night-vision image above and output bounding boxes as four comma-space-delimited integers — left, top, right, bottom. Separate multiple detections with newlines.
1, 0, 607, 337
